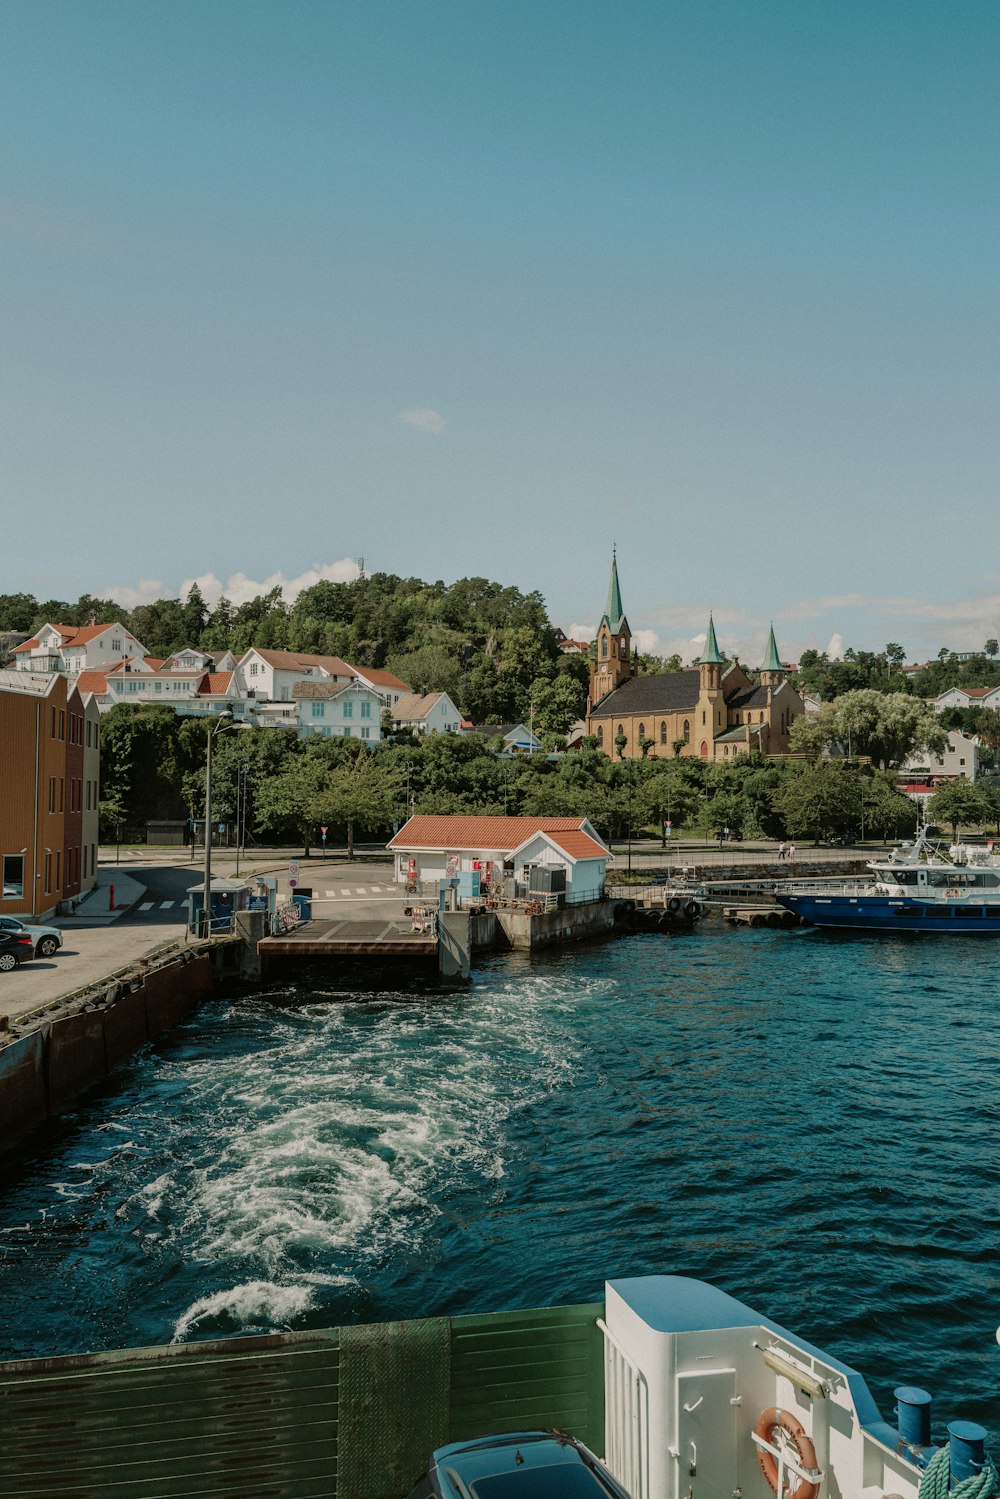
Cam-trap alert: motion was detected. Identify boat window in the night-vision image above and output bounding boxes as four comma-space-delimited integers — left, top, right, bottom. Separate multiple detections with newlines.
894, 869, 918, 885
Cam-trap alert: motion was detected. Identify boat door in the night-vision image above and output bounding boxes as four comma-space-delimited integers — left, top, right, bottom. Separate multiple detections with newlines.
676, 1368, 737, 1499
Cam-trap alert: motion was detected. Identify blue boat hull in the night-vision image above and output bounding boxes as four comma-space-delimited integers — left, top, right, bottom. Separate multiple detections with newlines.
775, 893, 1000, 933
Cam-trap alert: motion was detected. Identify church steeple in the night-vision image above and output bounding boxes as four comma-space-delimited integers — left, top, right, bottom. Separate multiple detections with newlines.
589, 549, 633, 706
760, 623, 785, 687
697, 612, 724, 693
605, 548, 625, 633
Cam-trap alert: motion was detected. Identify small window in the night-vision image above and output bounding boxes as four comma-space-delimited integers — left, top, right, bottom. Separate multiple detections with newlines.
361, 727, 371, 739
683, 719, 690, 743
343, 702, 353, 718
597, 725, 604, 745
638, 723, 645, 740
2, 855, 24, 899
601, 635, 608, 659
660, 721, 667, 744
361, 700, 371, 718
250, 662, 258, 676
312, 702, 325, 718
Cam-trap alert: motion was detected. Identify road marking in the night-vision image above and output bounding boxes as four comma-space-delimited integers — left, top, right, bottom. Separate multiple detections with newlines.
325, 889, 337, 897
160, 901, 174, 910
139, 902, 154, 911
354, 887, 367, 894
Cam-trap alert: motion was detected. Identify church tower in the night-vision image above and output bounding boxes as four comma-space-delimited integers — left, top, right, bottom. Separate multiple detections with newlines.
589, 550, 633, 706
760, 624, 786, 689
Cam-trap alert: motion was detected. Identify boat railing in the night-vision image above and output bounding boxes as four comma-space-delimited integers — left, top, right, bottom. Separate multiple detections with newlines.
598, 1316, 650, 1499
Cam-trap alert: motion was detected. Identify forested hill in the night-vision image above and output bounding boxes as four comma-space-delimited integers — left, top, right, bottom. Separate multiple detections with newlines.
0, 575, 591, 734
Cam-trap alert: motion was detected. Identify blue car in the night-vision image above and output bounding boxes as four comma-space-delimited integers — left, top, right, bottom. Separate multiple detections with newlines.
408, 1430, 631, 1499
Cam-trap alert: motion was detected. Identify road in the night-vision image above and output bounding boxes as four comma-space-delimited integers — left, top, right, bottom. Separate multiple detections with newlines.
0, 857, 405, 1025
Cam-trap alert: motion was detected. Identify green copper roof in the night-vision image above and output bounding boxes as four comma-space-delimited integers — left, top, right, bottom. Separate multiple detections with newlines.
697, 613, 725, 665
761, 623, 784, 674
604, 552, 625, 633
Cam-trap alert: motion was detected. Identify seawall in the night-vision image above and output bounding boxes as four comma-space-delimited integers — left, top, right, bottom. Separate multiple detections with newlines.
0, 948, 216, 1157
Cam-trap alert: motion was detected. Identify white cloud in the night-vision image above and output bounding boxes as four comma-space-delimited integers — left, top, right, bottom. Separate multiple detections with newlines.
400, 408, 446, 435
633, 628, 664, 656
102, 559, 361, 610
100, 578, 169, 609
565, 622, 596, 642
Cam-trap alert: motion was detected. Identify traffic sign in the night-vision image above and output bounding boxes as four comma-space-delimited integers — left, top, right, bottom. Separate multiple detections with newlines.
288, 877, 298, 889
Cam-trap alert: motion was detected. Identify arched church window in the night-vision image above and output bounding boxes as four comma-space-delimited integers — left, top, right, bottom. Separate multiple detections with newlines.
683, 719, 690, 742
660, 721, 667, 745
617, 723, 624, 737
611, 638, 617, 656
597, 725, 604, 745
702, 710, 706, 725
601, 636, 608, 658
638, 723, 645, 740
620, 635, 627, 653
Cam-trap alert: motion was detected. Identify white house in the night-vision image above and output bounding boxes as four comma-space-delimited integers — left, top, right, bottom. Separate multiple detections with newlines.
13, 622, 149, 674
390, 691, 462, 736
933, 686, 1000, 712
237, 648, 357, 703
900, 729, 980, 783
294, 680, 384, 741
352, 666, 411, 708
387, 814, 611, 903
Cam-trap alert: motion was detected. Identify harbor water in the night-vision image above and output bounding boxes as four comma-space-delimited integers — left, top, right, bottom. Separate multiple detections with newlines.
0, 927, 998, 1442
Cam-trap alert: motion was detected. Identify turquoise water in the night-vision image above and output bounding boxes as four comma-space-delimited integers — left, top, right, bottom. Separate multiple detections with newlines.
0, 927, 998, 1441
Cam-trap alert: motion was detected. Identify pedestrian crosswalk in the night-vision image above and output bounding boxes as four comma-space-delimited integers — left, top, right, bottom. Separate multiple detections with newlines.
138, 899, 177, 913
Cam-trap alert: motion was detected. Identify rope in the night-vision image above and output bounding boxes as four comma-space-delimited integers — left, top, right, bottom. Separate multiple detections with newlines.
920, 1446, 1000, 1499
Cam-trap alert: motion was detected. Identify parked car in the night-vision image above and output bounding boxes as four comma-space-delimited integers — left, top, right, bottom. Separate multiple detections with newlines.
0, 931, 35, 971
0, 915, 62, 958
407, 1431, 631, 1499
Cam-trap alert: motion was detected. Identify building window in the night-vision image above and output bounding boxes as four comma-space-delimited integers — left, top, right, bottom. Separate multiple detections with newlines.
2, 855, 24, 899
638, 723, 645, 741
249, 662, 258, 676
702, 710, 706, 725
683, 720, 690, 742
55, 851, 61, 889
361, 727, 371, 739
660, 721, 667, 745
44, 852, 51, 894
311, 702, 325, 718
361, 700, 371, 718
343, 728, 351, 737
343, 702, 353, 718
601, 635, 608, 658
597, 725, 604, 745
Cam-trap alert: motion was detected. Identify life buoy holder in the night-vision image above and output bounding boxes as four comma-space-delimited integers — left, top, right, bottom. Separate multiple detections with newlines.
754, 1407, 819, 1499
946, 888, 960, 899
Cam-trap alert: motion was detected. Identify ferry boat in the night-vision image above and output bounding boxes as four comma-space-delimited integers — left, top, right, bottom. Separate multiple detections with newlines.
0, 1273, 993, 1496
775, 829, 1000, 933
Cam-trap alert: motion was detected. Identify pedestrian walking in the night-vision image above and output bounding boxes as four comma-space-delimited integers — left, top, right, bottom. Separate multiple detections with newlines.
788, 844, 796, 863
777, 842, 786, 862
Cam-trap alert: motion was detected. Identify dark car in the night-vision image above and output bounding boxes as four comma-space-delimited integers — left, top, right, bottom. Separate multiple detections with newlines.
407, 1430, 631, 1499
0, 930, 35, 971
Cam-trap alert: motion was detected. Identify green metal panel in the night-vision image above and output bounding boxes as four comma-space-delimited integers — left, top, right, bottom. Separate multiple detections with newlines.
0, 1302, 604, 1499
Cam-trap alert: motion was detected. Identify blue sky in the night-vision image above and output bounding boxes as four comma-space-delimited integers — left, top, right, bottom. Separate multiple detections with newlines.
2, 1, 999, 664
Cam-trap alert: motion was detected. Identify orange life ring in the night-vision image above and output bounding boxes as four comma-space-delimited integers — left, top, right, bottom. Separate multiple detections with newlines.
754, 1407, 819, 1499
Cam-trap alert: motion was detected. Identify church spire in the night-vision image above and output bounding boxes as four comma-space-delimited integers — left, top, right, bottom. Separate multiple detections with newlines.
761, 623, 784, 675
697, 613, 724, 666
605, 547, 625, 634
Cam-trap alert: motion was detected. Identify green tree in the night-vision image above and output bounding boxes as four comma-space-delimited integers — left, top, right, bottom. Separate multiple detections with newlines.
928, 779, 989, 839
315, 747, 404, 858
789, 690, 946, 768
771, 762, 862, 841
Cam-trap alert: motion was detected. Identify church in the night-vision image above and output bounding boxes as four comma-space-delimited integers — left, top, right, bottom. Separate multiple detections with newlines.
586, 555, 805, 761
